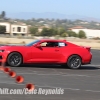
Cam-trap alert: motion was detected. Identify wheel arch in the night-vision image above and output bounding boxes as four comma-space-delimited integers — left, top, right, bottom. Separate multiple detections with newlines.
6, 51, 23, 63
66, 54, 82, 62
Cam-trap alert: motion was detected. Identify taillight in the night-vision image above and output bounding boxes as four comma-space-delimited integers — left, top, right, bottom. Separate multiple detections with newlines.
86, 47, 91, 52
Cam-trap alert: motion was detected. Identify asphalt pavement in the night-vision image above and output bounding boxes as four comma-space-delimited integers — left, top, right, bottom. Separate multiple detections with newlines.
0, 49, 100, 100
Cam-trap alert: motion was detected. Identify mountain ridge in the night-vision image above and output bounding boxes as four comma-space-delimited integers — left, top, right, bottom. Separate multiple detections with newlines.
6, 12, 100, 22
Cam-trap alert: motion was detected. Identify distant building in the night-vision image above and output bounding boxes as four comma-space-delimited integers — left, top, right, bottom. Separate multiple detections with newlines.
0, 22, 30, 35
69, 26, 100, 38
68, 26, 85, 30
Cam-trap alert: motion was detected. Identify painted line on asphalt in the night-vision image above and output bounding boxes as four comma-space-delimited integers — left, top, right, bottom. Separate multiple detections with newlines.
16, 71, 100, 78
85, 90, 100, 93
0, 82, 99, 93
17, 72, 90, 77
0, 81, 24, 86
0, 81, 81, 91
35, 85, 100, 93
83, 65, 100, 67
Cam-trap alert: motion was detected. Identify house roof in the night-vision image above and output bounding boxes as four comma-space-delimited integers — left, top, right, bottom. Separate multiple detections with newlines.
68, 26, 86, 30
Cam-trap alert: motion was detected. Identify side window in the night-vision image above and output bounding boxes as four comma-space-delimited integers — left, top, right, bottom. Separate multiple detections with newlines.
46, 42, 59, 47
39, 42, 67, 47
40, 42, 47, 47
13, 27, 15, 32
23, 28, 26, 32
40, 42, 59, 47
58, 42, 66, 47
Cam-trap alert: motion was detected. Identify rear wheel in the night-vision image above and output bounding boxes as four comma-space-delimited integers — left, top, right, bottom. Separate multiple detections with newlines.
7, 52, 22, 67
67, 55, 82, 69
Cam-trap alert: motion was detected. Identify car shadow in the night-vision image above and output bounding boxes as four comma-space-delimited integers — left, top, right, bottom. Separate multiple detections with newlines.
15, 64, 100, 70
78, 65, 100, 70
20, 64, 66, 69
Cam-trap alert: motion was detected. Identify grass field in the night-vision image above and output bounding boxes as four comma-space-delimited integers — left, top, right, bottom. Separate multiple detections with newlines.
0, 37, 100, 49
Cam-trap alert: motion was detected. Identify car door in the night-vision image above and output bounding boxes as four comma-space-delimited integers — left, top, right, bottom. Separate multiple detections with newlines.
30, 41, 63, 63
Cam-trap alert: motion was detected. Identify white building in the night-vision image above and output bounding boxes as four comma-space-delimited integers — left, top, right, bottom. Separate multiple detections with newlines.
0, 22, 11, 33
0, 22, 30, 35
69, 26, 100, 38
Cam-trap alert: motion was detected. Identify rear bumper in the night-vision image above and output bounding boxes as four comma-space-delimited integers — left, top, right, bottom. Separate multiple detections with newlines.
82, 52, 92, 65
82, 60, 91, 65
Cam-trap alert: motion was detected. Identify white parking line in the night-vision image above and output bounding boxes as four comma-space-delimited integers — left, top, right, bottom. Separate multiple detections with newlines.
83, 65, 100, 67
16, 72, 93, 77
0, 81, 24, 85
85, 90, 100, 93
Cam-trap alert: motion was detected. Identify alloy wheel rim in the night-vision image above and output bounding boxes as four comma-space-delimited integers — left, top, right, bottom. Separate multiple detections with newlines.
71, 57, 80, 68
9, 54, 21, 66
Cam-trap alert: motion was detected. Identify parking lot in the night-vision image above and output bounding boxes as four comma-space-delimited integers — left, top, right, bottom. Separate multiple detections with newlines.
0, 49, 100, 100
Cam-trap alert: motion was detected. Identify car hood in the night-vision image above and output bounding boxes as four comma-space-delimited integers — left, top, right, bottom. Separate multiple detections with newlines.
0, 45, 25, 50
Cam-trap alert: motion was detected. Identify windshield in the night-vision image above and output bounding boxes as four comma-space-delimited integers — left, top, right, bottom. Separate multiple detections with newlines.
25, 40, 40, 46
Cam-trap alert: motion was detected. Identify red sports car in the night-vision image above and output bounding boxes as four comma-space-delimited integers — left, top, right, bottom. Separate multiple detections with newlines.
0, 39, 92, 69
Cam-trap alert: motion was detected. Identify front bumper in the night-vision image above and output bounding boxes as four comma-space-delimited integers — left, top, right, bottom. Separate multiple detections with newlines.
0, 55, 3, 61
0, 52, 8, 63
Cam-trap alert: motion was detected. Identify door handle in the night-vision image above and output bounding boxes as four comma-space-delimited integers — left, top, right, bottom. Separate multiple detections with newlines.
55, 49, 59, 51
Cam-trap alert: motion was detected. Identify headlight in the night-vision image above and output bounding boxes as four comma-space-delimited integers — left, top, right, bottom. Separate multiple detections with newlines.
0, 50, 5, 52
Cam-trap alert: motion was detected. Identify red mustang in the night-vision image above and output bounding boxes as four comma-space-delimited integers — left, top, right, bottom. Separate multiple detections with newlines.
0, 39, 92, 69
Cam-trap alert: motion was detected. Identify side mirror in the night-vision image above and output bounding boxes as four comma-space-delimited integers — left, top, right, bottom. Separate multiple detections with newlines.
35, 44, 41, 48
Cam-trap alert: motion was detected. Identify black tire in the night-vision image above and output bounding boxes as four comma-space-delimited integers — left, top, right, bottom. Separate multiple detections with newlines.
7, 52, 22, 67
67, 55, 82, 69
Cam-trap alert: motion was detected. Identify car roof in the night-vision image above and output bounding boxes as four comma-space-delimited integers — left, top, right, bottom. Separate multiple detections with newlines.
40, 39, 67, 42
37, 39, 79, 47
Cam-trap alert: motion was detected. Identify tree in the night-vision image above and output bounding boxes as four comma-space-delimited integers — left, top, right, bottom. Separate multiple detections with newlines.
40, 28, 57, 36
29, 27, 38, 36
0, 26, 6, 34
67, 31, 78, 37
1, 11, 6, 19
58, 28, 66, 36
61, 33, 68, 37
78, 30, 86, 38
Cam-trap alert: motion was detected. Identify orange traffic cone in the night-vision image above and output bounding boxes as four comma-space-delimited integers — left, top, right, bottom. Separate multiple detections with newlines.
0, 58, 6, 71
16, 76, 24, 83
2, 55, 6, 67
9, 71, 16, 78
26, 83, 35, 91
0, 66, 4, 71
4, 67, 11, 73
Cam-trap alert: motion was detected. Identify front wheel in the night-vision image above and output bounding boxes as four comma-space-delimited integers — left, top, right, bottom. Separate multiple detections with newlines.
67, 55, 82, 69
7, 52, 22, 67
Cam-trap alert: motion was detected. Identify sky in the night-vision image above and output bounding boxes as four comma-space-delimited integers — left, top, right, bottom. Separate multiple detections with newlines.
0, 0, 100, 18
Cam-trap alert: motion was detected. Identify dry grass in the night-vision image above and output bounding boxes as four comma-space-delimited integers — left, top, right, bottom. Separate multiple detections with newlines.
69, 41, 100, 49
